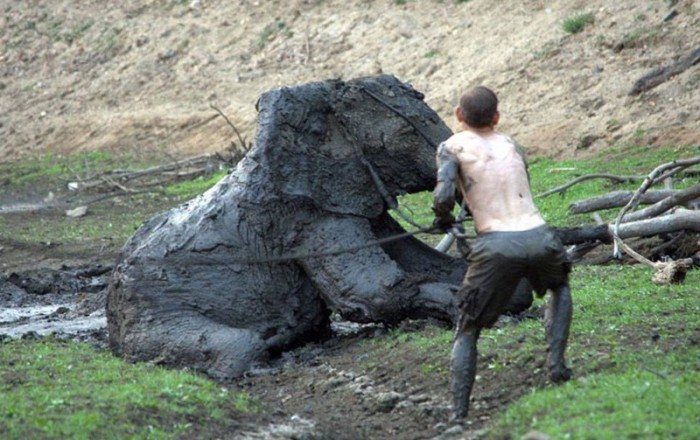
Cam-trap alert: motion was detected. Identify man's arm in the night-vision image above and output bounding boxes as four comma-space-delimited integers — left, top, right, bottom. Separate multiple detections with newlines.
511, 137, 531, 182
432, 142, 460, 230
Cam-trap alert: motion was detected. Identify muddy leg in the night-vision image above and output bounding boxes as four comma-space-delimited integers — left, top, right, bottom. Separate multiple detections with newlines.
544, 284, 572, 383
450, 325, 480, 420
115, 313, 269, 382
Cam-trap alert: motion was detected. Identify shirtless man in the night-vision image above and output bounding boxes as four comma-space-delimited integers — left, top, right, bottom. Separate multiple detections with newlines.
432, 86, 573, 420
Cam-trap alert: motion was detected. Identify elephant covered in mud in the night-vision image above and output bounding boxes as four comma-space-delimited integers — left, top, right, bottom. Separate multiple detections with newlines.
107, 75, 532, 380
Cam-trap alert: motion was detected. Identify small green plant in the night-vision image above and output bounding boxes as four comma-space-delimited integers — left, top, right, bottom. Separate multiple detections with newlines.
616, 25, 663, 52
255, 20, 292, 51
532, 41, 560, 60
423, 49, 441, 59
62, 20, 93, 43
606, 118, 620, 131
95, 27, 122, 53
562, 12, 594, 34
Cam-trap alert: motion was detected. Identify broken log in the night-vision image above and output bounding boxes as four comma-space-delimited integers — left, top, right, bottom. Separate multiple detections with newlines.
555, 209, 700, 245
622, 182, 700, 223
629, 46, 700, 95
569, 189, 679, 214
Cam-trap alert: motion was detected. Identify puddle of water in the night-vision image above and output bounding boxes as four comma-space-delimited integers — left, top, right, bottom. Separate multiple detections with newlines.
0, 304, 63, 323
0, 303, 106, 337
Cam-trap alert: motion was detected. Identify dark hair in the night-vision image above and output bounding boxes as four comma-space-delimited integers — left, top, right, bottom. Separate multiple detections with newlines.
459, 86, 498, 128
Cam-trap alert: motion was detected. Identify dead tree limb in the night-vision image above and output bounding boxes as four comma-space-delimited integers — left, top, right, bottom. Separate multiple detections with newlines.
0, 190, 162, 215
629, 46, 700, 95
74, 153, 230, 190
569, 189, 679, 214
622, 182, 700, 223
210, 104, 249, 151
613, 231, 694, 285
537, 174, 642, 198
555, 209, 700, 247
615, 157, 700, 226
610, 156, 700, 283
615, 209, 700, 238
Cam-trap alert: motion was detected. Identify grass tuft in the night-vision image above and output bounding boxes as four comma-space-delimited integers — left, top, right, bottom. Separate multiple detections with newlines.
562, 12, 595, 34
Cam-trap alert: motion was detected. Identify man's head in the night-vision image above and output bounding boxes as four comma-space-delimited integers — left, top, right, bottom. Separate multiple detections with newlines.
456, 86, 499, 129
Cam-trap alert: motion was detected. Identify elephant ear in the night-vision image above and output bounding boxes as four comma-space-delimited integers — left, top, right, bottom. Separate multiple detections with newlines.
242, 79, 385, 218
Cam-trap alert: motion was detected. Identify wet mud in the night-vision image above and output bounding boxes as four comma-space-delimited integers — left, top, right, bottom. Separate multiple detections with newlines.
0, 264, 111, 346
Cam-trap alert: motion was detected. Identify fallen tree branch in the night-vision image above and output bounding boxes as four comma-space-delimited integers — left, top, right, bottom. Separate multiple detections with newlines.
609, 157, 700, 284
537, 173, 642, 198
648, 232, 687, 260
614, 233, 694, 285
555, 209, 700, 245
615, 157, 700, 226
569, 189, 679, 214
622, 182, 700, 223
104, 154, 223, 183
69, 152, 236, 193
210, 104, 250, 151
629, 46, 700, 95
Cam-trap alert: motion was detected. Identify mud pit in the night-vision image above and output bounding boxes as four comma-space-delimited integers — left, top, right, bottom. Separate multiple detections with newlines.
0, 265, 110, 346
0, 262, 542, 440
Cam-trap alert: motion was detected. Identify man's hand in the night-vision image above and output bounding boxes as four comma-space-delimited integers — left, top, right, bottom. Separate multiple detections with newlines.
431, 215, 456, 233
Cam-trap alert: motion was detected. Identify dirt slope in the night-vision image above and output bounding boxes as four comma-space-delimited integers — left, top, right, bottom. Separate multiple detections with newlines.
1, 0, 698, 162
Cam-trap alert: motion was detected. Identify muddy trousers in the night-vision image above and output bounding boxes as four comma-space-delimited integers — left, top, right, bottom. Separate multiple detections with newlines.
450, 284, 573, 420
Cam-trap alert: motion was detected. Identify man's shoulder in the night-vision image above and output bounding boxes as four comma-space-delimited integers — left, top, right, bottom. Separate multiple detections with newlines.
496, 132, 526, 150
442, 132, 480, 152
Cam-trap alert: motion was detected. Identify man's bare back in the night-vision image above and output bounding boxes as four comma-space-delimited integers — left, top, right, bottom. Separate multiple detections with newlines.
440, 129, 545, 233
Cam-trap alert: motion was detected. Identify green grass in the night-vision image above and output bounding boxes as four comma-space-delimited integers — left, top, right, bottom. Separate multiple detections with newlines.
618, 25, 663, 51
0, 338, 259, 440
562, 12, 595, 34
486, 265, 700, 438
164, 170, 228, 198
255, 20, 291, 51
0, 150, 159, 189
494, 367, 700, 439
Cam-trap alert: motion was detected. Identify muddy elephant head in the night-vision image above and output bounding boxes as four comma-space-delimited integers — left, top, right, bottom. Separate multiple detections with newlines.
243, 74, 452, 218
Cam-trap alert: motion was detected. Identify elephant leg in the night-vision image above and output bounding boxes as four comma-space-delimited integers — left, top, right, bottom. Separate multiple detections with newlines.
451, 325, 480, 420
415, 282, 459, 323
544, 284, 572, 383
299, 216, 457, 325
371, 212, 466, 284
120, 313, 268, 381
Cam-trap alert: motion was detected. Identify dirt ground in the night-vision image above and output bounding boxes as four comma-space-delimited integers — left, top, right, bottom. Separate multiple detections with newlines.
1, 1, 699, 439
